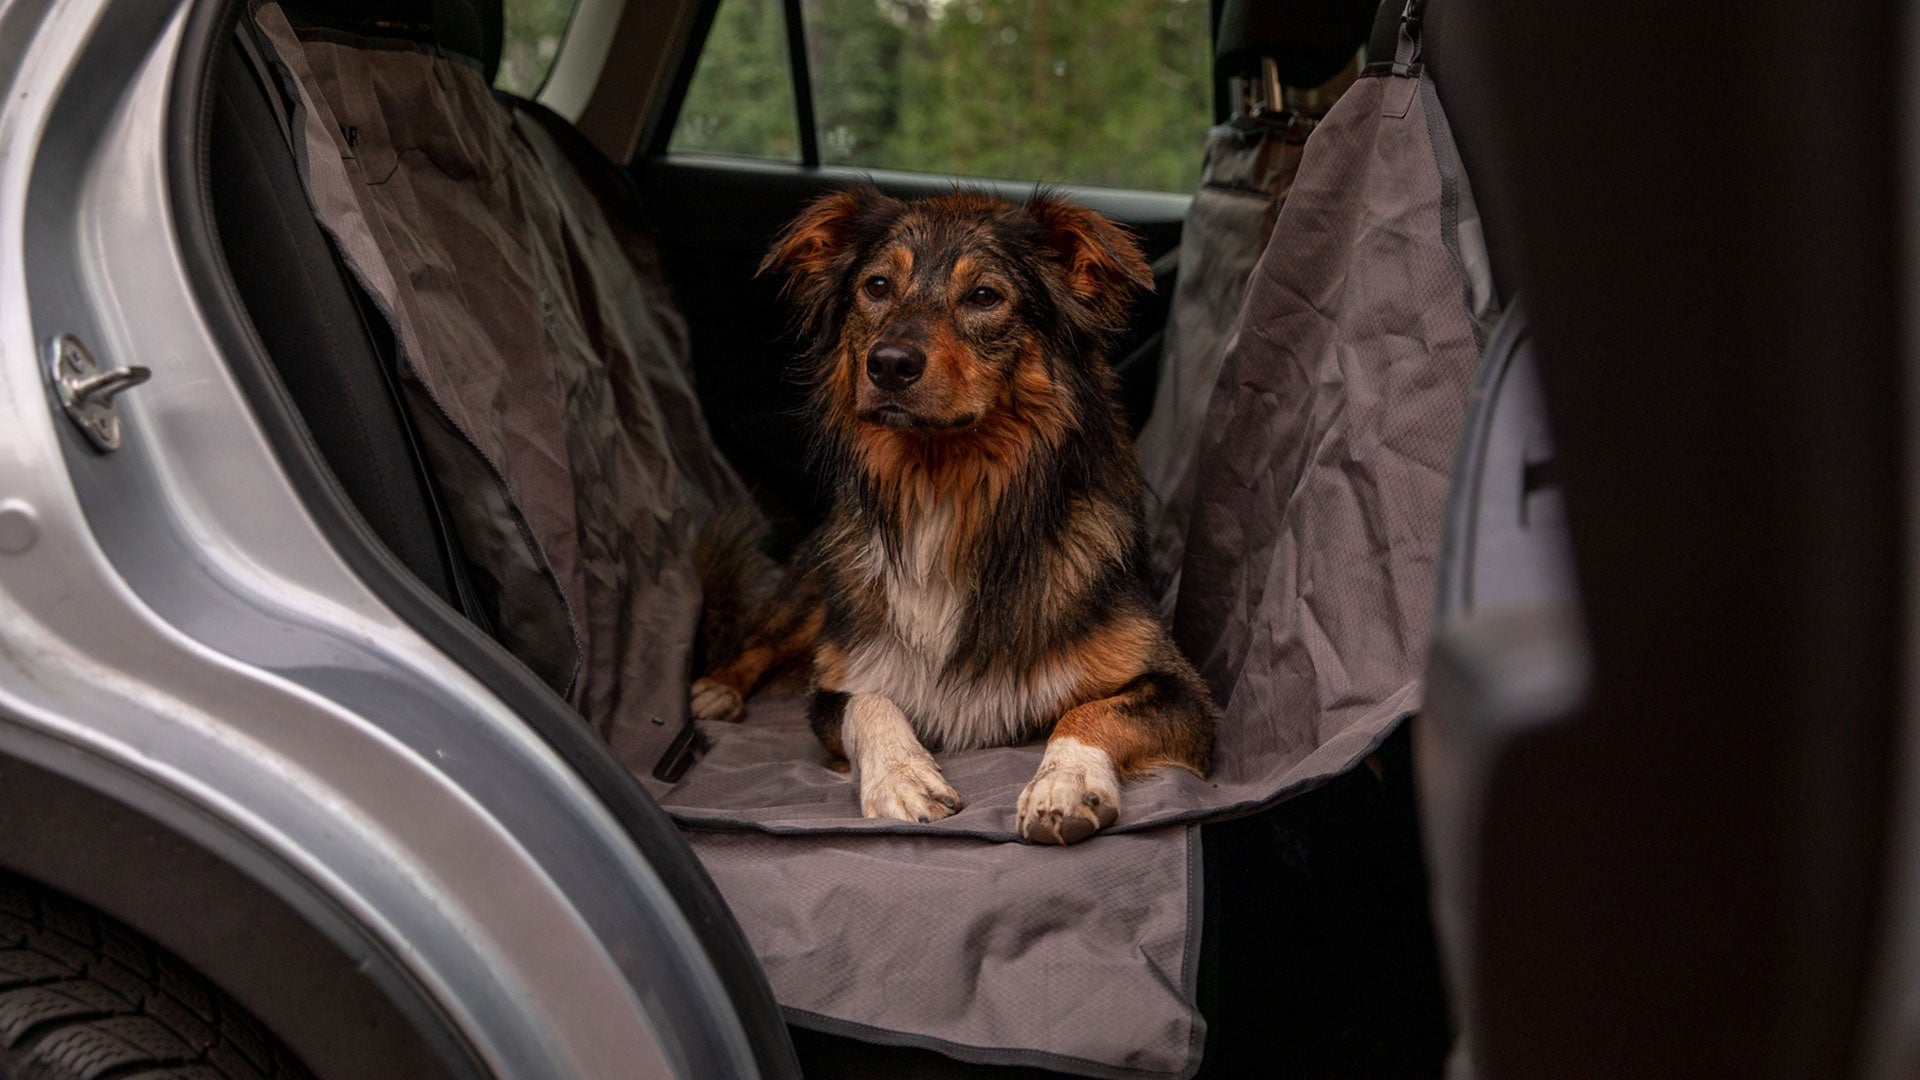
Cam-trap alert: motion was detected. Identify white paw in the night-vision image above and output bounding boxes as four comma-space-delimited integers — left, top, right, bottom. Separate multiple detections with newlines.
1017, 738, 1120, 845
843, 693, 963, 822
689, 677, 745, 723
860, 755, 963, 823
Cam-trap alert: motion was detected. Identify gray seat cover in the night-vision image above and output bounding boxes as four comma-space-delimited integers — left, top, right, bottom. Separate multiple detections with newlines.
1169, 52, 1492, 822
253, 2, 752, 792
687, 823, 1202, 1079
662, 42, 1492, 830
662, 38, 1492, 1072
251, 5, 1487, 1072
1135, 116, 1313, 619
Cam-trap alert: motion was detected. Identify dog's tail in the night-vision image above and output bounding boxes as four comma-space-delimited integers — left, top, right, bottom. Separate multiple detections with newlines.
694, 506, 780, 667
690, 508, 823, 720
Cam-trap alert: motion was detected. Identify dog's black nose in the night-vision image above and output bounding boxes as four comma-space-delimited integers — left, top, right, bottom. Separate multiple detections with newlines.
866, 343, 926, 391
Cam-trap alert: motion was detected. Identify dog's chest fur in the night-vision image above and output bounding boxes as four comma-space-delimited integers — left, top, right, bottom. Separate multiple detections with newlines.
836, 503, 1076, 751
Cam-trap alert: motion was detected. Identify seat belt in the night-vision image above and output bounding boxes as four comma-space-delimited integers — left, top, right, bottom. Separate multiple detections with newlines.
229, 26, 498, 638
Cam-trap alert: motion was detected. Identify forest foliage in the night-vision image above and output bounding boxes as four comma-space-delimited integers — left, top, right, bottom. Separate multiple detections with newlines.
497, 0, 572, 98
503, 0, 1213, 193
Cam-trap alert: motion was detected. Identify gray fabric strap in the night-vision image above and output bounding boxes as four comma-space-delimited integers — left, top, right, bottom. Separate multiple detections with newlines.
1393, 0, 1425, 72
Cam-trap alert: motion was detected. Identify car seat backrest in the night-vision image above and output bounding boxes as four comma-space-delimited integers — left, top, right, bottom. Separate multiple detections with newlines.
1136, 0, 1378, 616
237, 0, 757, 787
208, 0, 514, 629
1163, 0, 1493, 794
210, 41, 478, 621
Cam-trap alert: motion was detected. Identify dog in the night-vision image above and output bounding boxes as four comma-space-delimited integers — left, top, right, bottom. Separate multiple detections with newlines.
690, 186, 1216, 845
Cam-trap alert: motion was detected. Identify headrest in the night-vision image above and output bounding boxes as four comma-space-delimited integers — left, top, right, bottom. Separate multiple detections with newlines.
279, 0, 504, 83
1367, 0, 1404, 62
1215, 0, 1380, 89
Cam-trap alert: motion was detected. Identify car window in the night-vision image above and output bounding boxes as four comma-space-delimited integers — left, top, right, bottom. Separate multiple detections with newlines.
497, 0, 582, 97
669, 0, 1211, 192
669, 0, 803, 162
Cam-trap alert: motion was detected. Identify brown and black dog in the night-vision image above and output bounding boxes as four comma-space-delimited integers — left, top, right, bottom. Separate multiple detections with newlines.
690, 185, 1215, 845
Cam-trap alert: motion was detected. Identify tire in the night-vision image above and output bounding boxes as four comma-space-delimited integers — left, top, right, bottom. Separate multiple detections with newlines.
0, 872, 308, 1080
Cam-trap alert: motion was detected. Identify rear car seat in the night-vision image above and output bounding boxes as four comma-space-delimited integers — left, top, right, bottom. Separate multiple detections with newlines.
209, 4, 701, 661
204, 0, 1467, 1073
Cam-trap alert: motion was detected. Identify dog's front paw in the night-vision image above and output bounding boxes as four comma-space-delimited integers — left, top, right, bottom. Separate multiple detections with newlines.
861, 756, 963, 823
689, 677, 746, 723
1018, 739, 1120, 845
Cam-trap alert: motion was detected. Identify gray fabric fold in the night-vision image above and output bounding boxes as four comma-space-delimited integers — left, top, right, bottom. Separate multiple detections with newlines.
688, 826, 1204, 1080
255, 3, 752, 788
1136, 117, 1314, 619
1171, 62, 1492, 808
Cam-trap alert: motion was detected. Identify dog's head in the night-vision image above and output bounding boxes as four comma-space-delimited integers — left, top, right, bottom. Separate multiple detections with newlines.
760, 186, 1152, 436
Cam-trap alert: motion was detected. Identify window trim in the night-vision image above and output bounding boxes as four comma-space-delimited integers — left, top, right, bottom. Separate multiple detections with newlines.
537, 0, 628, 118
780, 0, 820, 167
644, 0, 738, 160
1210, 0, 1229, 123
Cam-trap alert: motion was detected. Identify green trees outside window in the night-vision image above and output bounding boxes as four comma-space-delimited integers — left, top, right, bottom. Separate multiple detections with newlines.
498, 0, 578, 97
672, 0, 1211, 193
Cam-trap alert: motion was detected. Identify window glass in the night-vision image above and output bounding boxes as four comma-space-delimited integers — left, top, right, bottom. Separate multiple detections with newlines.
802, 0, 1210, 191
497, 0, 580, 96
669, 0, 803, 161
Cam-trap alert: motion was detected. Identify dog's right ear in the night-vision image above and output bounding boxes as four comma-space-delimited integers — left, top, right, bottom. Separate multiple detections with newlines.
759, 185, 895, 343
760, 186, 878, 278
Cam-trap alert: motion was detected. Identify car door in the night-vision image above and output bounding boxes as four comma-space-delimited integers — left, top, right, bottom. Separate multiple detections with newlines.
630, 0, 1211, 531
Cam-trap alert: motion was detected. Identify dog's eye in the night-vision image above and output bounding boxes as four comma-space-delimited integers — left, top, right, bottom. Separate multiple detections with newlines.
863, 276, 892, 300
966, 286, 1003, 309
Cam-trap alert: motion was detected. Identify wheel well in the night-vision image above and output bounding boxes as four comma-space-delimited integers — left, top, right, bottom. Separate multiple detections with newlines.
0, 734, 468, 1080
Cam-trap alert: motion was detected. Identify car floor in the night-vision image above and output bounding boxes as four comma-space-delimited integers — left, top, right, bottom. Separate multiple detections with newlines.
786, 725, 1451, 1079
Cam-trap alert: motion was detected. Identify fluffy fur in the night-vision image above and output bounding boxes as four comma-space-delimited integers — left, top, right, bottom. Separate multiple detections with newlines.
693, 186, 1216, 844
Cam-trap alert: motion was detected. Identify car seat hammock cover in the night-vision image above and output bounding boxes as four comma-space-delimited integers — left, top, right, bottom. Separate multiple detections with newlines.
672, 18, 1492, 1068
660, 16, 1492, 840
250, 0, 755, 786
245, 1, 1486, 1073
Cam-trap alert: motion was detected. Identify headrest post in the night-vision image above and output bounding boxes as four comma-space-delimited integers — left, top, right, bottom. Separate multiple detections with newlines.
1262, 58, 1288, 119
1214, 0, 1380, 94
1228, 57, 1292, 122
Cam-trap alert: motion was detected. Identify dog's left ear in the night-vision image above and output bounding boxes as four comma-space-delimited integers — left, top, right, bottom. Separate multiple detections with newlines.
1027, 195, 1154, 334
